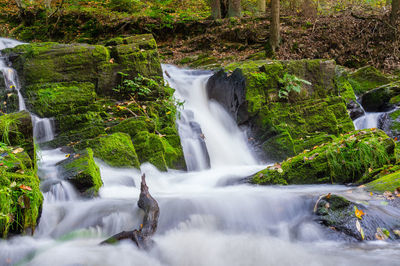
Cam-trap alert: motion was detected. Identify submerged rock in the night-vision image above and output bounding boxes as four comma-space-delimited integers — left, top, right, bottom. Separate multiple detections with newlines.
58, 148, 102, 196
315, 194, 400, 241
252, 129, 395, 185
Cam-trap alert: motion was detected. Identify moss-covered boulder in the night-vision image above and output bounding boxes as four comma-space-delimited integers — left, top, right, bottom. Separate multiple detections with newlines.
133, 131, 184, 171
24, 82, 97, 117
315, 194, 400, 241
0, 144, 42, 238
360, 81, 400, 112
0, 111, 34, 160
57, 148, 102, 196
366, 168, 400, 193
252, 129, 395, 185
75, 132, 140, 168
348, 66, 394, 95
208, 59, 355, 161
3, 34, 162, 97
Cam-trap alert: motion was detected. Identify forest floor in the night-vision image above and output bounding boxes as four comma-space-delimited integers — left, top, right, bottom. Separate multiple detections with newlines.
158, 11, 400, 73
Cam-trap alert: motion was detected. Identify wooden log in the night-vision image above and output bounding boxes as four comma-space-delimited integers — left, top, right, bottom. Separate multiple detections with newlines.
101, 174, 160, 249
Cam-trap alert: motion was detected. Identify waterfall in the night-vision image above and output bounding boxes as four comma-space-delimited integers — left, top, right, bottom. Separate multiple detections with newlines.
163, 64, 257, 170
1, 39, 400, 266
0, 38, 55, 143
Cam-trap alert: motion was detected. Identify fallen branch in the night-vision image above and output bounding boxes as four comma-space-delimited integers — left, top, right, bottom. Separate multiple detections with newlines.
101, 174, 160, 249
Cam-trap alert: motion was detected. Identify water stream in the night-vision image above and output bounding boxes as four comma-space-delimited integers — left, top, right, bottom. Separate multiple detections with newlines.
1, 39, 400, 265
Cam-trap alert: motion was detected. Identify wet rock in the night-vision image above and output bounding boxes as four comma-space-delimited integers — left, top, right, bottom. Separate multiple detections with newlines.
58, 148, 102, 196
206, 69, 247, 123
348, 66, 394, 95
316, 194, 400, 241
346, 100, 364, 120
75, 132, 140, 169
360, 82, 400, 112
2, 34, 162, 96
253, 129, 395, 185
207, 59, 355, 161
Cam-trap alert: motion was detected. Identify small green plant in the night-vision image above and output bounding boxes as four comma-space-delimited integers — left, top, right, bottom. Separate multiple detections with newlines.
114, 73, 156, 100
278, 73, 312, 100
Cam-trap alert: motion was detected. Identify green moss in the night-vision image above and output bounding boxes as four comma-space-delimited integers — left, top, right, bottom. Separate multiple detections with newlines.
366, 170, 400, 192
253, 129, 395, 185
348, 66, 392, 95
25, 82, 97, 117
0, 111, 34, 161
75, 132, 140, 168
133, 131, 184, 171
0, 143, 42, 238
59, 148, 102, 195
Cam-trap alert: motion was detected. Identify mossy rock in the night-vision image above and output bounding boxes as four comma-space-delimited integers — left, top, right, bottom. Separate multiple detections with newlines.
366, 170, 400, 193
133, 131, 184, 171
58, 148, 102, 196
213, 59, 355, 161
0, 144, 42, 238
75, 132, 140, 168
0, 111, 34, 161
0, 89, 19, 114
360, 81, 400, 112
25, 82, 97, 117
108, 117, 155, 138
252, 129, 395, 185
348, 66, 394, 95
3, 34, 163, 96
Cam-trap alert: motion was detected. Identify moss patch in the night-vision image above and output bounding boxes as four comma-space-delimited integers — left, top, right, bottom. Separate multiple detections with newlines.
75, 132, 140, 168
58, 148, 102, 196
253, 129, 395, 185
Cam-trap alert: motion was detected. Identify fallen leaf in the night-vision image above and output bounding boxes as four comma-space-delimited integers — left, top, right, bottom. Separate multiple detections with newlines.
325, 202, 330, 209
375, 228, 389, 240
326, 193, 331, 199
368, 168, 373, 173
354, 207, 365, 219
16, 169, 24, 174
73, 154, 81, 158
10, 181, 16, 188
12, 147, 24, 154
370, 192, 373, 196
356, 220, 365, 240
393, 229, 400, 236
19, 184, 32, 191
65, 154, 70, 158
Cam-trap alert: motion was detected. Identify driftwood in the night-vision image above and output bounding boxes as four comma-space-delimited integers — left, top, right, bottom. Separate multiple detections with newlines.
101, 174, 160, 249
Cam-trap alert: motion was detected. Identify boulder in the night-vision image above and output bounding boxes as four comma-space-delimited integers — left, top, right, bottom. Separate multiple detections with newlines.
2, 34, 162, 97
252, 129, 395, 185
346, 100, 364, 120
315, 194, 400, 241
207, 59, 355, 161
348, 66, 394, 95
75, 132, 140, 168
58, 148, 102, 196
360, 82, 400, 112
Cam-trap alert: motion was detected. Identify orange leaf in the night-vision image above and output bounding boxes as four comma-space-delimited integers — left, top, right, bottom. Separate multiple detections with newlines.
355, 207, 365, 219
19, 185, 32, 191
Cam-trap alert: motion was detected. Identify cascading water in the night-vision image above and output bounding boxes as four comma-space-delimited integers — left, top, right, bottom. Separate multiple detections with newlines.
0, 38, 55, 143
1, 39, 400, 265
164, 65, 257, 170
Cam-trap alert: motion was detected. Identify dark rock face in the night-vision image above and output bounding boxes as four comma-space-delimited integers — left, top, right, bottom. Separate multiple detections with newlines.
360, 82, 400, 112
206, 69, 248, 124
346, 100, 364, 120
316, 194, 400, 241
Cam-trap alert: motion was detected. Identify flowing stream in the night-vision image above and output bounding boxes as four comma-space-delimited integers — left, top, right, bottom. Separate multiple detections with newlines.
1, 39, 400, 265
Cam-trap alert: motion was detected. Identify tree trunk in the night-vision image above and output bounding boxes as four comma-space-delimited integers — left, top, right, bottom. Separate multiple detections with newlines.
391, 0, 400, 25
211, 0, 222, 19
228, 0, 241, 18
257, 0, 266, 13
269, 0, 280, 52
101, 174, 160, 250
